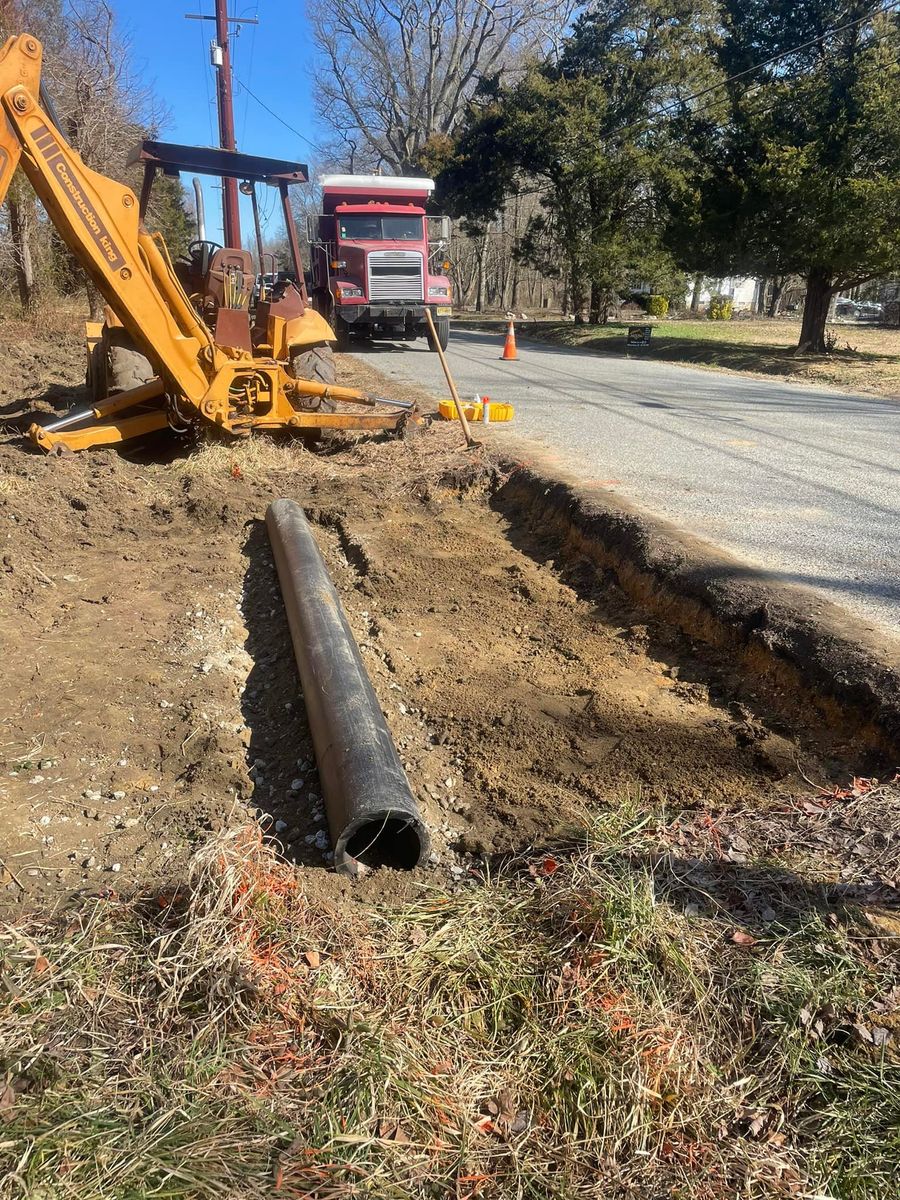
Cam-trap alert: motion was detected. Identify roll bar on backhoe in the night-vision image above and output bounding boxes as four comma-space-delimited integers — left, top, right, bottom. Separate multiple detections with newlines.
0, 33, 414, 453
131, 139, 311, 291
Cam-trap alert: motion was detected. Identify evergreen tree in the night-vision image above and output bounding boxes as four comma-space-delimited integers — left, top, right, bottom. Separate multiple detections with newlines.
143, 174, 195, 259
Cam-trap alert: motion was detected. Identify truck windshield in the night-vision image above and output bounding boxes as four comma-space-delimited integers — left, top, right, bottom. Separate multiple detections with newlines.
338, 215, 423, 241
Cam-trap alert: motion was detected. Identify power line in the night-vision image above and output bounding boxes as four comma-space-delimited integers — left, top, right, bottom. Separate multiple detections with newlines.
619, 0, 900, 147
233, 74, 322, 152
493, 1, 900, 161
239, 2, 260, 144
194, 0, 216, 145
263, 185, 279, 231
657, 0, 900, 120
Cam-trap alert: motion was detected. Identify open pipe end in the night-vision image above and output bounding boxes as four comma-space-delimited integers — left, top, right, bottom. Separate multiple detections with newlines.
334, 812, 430, 877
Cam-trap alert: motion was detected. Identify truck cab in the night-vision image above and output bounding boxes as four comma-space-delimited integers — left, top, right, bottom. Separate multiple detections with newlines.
310, 175, 452, 350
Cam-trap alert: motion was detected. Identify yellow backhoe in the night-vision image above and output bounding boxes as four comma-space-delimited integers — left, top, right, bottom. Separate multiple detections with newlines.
0, 33, 415, 453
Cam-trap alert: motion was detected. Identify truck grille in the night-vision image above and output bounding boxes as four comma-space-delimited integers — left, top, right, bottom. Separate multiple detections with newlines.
367, 250, 424, 301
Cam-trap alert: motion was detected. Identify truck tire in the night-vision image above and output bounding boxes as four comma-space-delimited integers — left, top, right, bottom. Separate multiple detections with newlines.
331, 314, 350, 351
290, 343, 337, 412
427, 315, 450, 352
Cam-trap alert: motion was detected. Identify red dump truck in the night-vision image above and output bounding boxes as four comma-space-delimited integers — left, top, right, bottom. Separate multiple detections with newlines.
309, 175, 452, 351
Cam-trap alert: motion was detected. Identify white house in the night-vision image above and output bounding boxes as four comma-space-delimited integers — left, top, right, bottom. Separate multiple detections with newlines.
690, 277, 760, 310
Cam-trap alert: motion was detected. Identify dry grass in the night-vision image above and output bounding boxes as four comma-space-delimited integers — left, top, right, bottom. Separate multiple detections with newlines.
0, 469, 26, 497
172, 434, 315, 482
1, 793, 898, 1200
519, 319, 900, 398
173, 417, 495, 499
0, 298, 87, 342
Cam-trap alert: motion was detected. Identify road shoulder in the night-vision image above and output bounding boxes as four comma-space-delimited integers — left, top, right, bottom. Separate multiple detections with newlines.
493, 433, 900, 761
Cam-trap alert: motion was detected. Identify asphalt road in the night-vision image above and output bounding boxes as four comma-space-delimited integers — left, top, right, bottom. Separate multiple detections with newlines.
358, 327, 900, 635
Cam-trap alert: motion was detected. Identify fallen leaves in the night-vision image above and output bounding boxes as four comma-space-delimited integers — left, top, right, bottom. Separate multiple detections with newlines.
865, 910, 900, 938
0, 1080, 16, 1123
660, 777, 900, 903
798, 1003, 894, 1050
853, 1022, 891, 1047
374, 1118, 411, 1143
528, 855, 560, 878
730, 930, 758, 947
478, 1090, 531, 1138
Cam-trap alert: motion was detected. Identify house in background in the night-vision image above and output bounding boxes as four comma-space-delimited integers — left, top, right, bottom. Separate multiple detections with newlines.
689, 277, 760, 310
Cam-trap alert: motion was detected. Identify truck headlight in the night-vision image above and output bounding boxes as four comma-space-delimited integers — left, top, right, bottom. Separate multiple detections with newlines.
337, 283, 363, 298
428, 286, 450, 297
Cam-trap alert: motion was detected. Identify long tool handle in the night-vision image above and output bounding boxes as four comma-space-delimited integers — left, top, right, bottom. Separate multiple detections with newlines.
423, 307, 476, 447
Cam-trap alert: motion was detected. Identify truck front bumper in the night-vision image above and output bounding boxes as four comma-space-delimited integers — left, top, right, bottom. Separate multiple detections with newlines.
339, 304, 452, 327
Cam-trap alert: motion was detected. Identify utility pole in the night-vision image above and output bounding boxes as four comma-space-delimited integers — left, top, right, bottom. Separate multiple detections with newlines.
185, 6, 258, 249
213, 0, 240, 248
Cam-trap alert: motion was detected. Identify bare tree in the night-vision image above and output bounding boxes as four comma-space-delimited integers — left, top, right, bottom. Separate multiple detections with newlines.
6, 174, 41, 311
308, 0, 575, 172
55, 1, 164, 174
0, 0, 177, 314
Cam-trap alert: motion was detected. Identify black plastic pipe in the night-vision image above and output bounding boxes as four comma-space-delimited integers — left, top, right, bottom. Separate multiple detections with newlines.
265, 498, 430, 875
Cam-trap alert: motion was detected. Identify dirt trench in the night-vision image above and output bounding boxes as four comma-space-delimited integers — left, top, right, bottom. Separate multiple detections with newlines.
0, 326, 860, 912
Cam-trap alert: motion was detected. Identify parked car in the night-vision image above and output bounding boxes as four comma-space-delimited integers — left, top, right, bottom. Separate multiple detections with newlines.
834, 297, 883, 320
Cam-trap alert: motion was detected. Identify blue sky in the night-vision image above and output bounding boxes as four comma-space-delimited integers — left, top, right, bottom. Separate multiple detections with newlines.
113, 0, 324, 242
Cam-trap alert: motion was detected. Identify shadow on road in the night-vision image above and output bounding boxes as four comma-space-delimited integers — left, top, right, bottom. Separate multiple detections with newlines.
347, 337, 423, 355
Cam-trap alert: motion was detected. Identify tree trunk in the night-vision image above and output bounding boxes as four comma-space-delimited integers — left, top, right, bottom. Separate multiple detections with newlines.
86, 281, 104, 321
572, 268, 587, 324
797, 270, 834, 353
768, 277, 785, 319
8, 187, 38, 314
690, 273, 702, 314
589, 280, 601, 324
500, 246, 513, 311
475, 234, 488, 314
755, 277, 767, 315
509, 191, 521, 312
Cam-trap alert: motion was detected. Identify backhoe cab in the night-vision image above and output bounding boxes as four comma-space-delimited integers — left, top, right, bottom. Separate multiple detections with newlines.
0, 34, 414, 454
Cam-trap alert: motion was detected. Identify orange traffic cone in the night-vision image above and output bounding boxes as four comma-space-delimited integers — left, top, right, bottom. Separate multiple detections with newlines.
500, 317, 519, 361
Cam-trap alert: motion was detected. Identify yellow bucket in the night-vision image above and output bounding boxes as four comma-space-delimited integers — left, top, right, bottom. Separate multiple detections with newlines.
438, 399, 514, 423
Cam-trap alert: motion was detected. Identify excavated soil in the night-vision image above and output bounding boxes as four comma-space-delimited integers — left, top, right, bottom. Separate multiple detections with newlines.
0, 320, 861, 912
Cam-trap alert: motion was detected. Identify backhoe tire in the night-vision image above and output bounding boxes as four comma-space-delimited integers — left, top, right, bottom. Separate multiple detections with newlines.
105, 327, 154, 395
289, 343, 337, 412
427, 315, 450, 352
